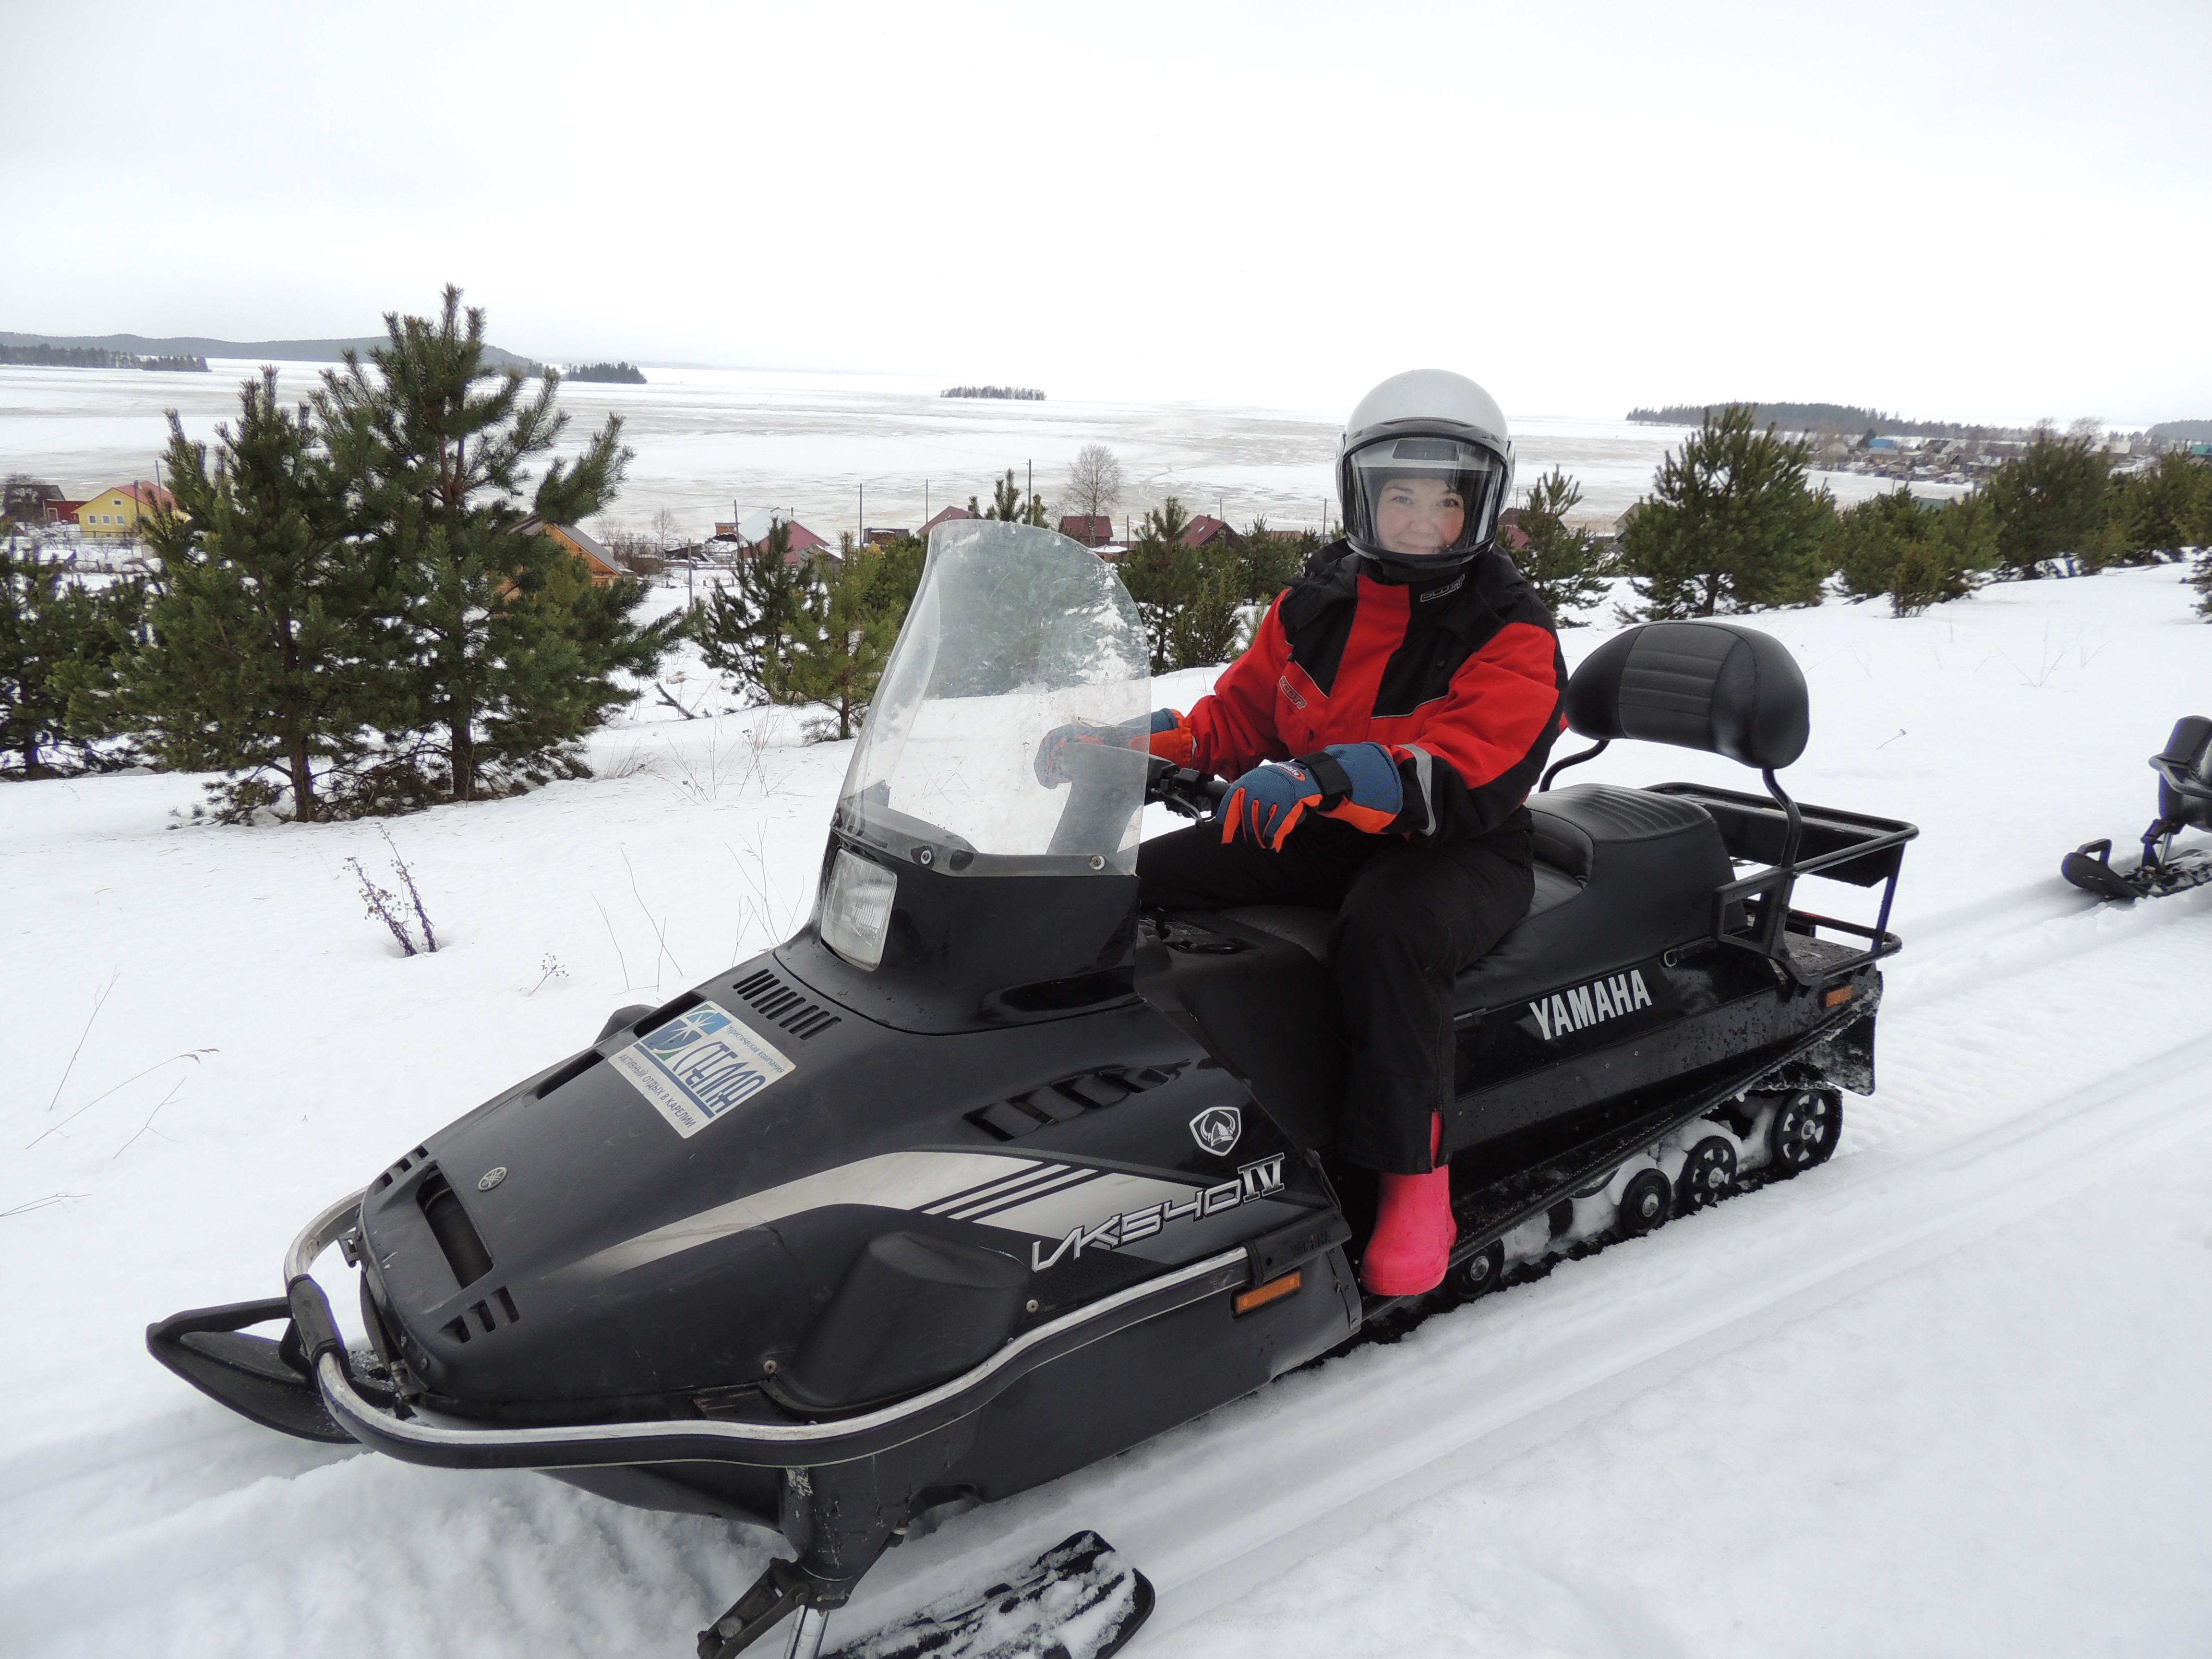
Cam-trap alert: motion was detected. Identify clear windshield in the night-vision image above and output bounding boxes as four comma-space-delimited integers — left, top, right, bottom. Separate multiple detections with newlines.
834, 520, 1152, 876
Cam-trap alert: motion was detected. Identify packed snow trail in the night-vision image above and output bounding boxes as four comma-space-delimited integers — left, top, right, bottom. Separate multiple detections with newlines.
824, 1009, 2212, 1652
7, 563, 2212, 1656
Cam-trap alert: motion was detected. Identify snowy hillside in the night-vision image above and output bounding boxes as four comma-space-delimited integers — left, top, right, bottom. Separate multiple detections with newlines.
5, 563, 2211, 1657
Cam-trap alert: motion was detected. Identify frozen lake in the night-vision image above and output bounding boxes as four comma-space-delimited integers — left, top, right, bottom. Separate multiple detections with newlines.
1, 360, 1931, 544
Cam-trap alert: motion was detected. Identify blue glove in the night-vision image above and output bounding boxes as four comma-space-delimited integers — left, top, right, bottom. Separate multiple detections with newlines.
1309, 741, 1405, 833
1220, 759, 1322, 851
1035, 709, 1190, 785
1220, 742, 1404, 850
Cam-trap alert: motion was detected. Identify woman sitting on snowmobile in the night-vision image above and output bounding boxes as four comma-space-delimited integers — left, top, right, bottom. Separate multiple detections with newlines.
1043, 369, 1568, 1296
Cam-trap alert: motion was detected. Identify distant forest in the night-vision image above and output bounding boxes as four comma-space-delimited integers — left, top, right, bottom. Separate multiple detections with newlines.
942, 385, 1045, 401
561, 361, 646, 384
2150, 419, 2212, 442
0, 331, 539, 373
1628, 401, 2028, 440
0, 343, 207, 371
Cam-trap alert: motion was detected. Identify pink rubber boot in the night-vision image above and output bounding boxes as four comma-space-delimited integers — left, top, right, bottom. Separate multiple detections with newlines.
1358, 1115, 1456, 1296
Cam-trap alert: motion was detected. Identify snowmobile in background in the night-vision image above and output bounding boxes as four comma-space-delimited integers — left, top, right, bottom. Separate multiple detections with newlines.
2062, 717, 2212, 902
149, 523, 1916, 1659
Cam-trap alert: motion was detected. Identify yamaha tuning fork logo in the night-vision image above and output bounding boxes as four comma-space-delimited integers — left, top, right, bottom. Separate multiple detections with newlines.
1189, 1105, 1242, 1156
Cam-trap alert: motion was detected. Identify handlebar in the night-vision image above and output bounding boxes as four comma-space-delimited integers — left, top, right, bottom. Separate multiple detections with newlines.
1146, 759, 1227, 821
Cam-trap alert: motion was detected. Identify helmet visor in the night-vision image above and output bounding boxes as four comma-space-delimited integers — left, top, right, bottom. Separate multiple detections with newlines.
1344, 435, 1506, 562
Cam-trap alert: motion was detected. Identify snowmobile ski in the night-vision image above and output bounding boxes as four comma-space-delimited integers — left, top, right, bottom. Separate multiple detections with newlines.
825, 1532, 1152, 1659
2061, 716, 2212, 902
2060, 838, 2212, 902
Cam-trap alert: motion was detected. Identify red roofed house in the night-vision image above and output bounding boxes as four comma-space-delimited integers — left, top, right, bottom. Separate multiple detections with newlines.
730, 507, 831, 566
76, 480, 177, 537
1178, 514, 1237, 550
1058, 515, 1114, 547
920, 505, 975, 537
1495, 507, 1532, 554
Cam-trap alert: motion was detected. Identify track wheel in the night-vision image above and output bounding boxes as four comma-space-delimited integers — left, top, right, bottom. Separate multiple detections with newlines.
1454, 1240, 1507, 1298
1768, 1089, 1842, 1175
1617, 1168, 1673, 1236
1676, 1136, 1738, 1212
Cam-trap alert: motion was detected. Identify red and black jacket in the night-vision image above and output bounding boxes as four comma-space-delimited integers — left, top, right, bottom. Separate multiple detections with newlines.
1186, 543, 1569, 844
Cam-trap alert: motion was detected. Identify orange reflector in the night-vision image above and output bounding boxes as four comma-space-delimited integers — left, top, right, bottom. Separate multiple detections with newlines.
1824, 984, 1854, 1008
1234, 1269, 1302, 1315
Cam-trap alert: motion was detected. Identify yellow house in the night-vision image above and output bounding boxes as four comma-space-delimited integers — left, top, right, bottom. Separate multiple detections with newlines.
527, 520, 627, 587
75, 480, 177, 537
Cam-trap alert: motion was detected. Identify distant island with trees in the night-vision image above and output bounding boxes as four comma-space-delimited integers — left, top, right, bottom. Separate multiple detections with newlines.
560, 361, 646, 384
1629, 401, 2033, 440
1, 343, 207, 371
942, 385, 1045, 401
0, 330, 542, 373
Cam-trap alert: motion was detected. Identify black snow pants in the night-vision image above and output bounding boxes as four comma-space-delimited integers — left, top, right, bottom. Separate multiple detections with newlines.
1137, 810, 1535, 1175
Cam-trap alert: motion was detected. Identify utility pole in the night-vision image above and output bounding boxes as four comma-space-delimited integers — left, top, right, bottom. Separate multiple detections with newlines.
1027, 459, 1033, 515
858, 482, 864, 547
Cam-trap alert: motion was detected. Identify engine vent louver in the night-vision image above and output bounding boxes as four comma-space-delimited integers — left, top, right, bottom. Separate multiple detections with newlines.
372, 1145, 432, 1193
416, 1168, 494, 1287
733, 968, 842, 1040
533, 1049, 601, 1100
965, 1066, 1177, 1141
441, 1286, 519, 1346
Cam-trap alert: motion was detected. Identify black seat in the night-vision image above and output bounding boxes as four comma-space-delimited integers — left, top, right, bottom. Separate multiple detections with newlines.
1452, 784, 1731, 1013
1219, 785, 1731, 1012
2154, 717, 2212, 832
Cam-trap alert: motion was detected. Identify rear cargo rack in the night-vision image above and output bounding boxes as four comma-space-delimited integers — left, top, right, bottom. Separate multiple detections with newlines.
1647, 779, 1917, 986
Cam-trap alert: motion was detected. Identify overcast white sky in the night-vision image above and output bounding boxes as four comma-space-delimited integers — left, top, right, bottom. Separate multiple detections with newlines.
4, 1, 2208, 426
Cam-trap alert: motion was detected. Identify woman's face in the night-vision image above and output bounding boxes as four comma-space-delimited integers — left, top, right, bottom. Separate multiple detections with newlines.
1374, 476, 1467, 558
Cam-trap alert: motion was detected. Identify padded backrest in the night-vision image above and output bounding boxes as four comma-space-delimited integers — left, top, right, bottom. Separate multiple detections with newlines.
1563, 621, 1809, 770
2154, 716, 2212, 827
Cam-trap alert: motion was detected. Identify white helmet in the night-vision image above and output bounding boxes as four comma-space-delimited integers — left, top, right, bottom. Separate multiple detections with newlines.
1338, 369, 1515, 577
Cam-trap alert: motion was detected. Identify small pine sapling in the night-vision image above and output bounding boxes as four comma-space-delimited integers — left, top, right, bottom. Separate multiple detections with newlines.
1509, 469, 1612, 624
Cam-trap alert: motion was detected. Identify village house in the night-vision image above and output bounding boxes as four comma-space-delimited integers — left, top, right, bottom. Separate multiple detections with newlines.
1179, 514, 1237, 550
1058, 514, 1114, 547
919, 505, 975, 536
726, 507, 833, 565
75, 480, 176, 536
523, 519, 627, 586
3, 480, 65, 523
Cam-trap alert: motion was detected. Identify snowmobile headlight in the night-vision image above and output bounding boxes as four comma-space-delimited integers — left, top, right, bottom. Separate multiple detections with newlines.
823, 848, 897, 970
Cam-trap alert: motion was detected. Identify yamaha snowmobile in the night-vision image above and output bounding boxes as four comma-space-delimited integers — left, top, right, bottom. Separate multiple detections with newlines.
150, 522, 1916, 1659
2061, 716, 2212, 901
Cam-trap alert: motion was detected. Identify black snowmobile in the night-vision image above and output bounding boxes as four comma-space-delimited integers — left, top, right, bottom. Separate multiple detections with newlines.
2061, 716, 2212, 901
150, 524, 1916, 1659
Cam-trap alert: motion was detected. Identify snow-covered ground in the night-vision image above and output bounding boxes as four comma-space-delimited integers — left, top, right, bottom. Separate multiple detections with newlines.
6, 562, 2211, 1656
2, 361, 1937, 544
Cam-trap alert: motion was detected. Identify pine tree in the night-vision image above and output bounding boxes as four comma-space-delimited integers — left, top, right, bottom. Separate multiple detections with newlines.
1618, 405, 1832, 619
1984, 429, 2110, 576
1831, 489, 1995, 617
0, 532, 140, 777
107, 370, 387, 819
1120, 498, 1196, 673
694, 520, 809, 703
1832, 490, 1925, 601
2118, 451, 2212, 561
1510, 468, 1612, 623
781, 545, 903, 739
969, 469, 1048, 526
1232, 518, 1311, 603
318, 287, 668, 801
